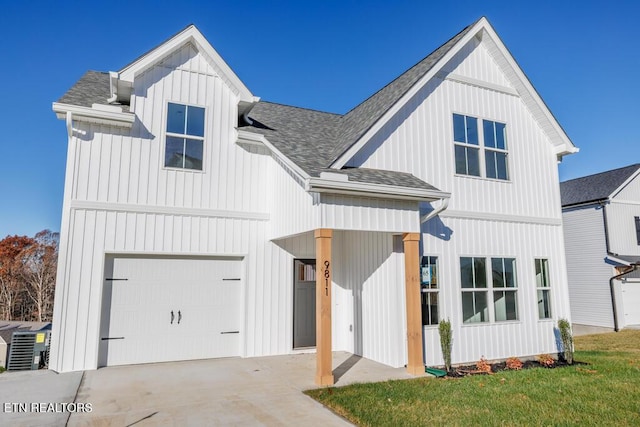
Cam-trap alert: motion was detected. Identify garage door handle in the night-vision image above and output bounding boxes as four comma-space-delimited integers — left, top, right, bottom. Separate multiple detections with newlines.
171, 310, 175, 324
221, 331, 239, 334
178, 310, 182, 324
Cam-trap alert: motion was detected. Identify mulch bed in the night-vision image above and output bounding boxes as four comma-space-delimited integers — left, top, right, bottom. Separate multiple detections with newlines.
443, 359, 585, 378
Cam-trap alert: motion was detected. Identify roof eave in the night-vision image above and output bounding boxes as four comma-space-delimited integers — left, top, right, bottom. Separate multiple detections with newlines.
52, 102, 135, 128
306, 177, 451, 202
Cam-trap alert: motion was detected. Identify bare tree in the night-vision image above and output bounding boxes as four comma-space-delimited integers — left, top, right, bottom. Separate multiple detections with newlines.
0, 235, 35, 320
21, 230, 59, 322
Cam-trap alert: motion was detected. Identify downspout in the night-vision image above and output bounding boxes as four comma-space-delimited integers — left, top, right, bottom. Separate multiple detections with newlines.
609, 264, 639, 332
420, 198, 449, 223
601, 200, 621, 332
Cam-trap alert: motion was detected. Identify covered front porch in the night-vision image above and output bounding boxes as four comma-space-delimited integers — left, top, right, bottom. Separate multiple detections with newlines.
275, 228, 425, 386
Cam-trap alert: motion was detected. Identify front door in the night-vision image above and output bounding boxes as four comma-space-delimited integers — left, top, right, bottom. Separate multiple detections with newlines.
293, 259, 316, 348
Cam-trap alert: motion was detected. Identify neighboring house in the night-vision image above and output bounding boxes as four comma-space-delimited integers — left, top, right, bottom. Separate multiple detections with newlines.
561, 164, 640, 334
50, 17, 577, 384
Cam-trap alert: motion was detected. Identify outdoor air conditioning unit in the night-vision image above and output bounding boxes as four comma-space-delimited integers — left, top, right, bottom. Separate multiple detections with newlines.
6, 331, 50, 371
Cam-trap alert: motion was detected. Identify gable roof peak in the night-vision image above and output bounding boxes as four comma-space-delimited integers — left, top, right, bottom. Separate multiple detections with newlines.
116, 24, 255, 103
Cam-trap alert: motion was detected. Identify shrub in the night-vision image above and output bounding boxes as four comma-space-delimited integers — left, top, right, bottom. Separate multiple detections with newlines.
438, 319, 453, 372
558, 318, 574, 364
537, 353, 555, 368
476, 357, 492, 374
505, 357, 523, 370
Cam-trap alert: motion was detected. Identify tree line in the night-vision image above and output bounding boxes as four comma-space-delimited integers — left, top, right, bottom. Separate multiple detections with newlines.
0, 230, 58, 322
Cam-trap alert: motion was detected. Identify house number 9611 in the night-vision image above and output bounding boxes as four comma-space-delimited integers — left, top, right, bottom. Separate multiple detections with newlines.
324, 261, 330, 296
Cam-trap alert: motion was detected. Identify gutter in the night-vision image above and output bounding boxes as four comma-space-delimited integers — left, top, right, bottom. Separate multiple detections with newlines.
305, 178, 451, 202
420, 198, 450, 223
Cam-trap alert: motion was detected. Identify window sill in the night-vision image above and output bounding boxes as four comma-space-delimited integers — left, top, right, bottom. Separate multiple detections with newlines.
163, 166, 205, 174
454, 173, 511, 183
461, 320, 521, 327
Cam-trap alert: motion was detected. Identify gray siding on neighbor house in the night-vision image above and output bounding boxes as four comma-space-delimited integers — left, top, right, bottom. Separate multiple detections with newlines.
562, 205, 615, 328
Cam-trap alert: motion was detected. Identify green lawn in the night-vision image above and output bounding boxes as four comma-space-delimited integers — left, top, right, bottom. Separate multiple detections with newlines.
305, 330, 640, 426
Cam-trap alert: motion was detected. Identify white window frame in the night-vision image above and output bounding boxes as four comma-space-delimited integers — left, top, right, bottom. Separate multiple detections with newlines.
483, 119, 509, 181
535, 258, 552, 320
460, 256, 520, 325
491, 257, 519, 322
460, 256, 489, 324
163, 101, 206, 172
452, 113, 510, 182
453, 113, 481, 177
421, 255, 440, 326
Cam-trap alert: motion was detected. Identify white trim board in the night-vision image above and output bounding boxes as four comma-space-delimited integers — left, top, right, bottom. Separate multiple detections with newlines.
439, 209, 562, 226
70, 200, 270, 221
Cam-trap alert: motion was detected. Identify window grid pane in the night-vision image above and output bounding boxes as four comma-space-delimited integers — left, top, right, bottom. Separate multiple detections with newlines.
165, 103, 205, 171
535, 259, 552, 319
462, 291, 488, 323
421, 256, 439, 326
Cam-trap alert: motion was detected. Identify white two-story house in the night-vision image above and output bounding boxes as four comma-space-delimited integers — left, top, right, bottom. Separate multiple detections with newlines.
50, 17, 577, 384
561, 164, 640, 334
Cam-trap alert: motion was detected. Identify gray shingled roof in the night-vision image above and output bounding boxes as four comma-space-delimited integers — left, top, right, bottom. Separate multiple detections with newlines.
55, 20, 484, 192
330, 20, 478, 164
560, 164, 640, 207
57, 71, 130, 112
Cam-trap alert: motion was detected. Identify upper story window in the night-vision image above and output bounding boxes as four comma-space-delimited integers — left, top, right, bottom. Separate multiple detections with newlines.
165, 102, 205, 171
635, 217, 640, 245
483, 120, 509, 180
453, 114, 509, 181
453, 114, 480, 176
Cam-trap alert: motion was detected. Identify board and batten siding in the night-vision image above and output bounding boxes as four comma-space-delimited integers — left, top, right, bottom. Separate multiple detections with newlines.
562, 205, 615, 328
70, 43, 270, 214
421, 217, 571, 365
346, 37, 563, 222
332, 231, 407, 368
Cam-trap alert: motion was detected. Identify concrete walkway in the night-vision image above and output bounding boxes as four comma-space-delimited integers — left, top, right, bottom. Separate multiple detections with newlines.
0, 352, 427, 426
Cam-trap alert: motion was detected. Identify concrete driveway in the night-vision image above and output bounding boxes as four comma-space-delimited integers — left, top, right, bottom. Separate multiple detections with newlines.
0, 352, 426, 426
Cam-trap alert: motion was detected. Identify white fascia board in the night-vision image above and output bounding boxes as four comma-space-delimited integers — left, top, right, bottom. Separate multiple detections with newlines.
610, 168, 640, 200
52, 103, 135, 128
306, 177, 451, 202
332, 17, 577, 169
118, 26, 254, 103
330, 19, 488, 169
236, 129, 309, 183
479, 24, 578, 157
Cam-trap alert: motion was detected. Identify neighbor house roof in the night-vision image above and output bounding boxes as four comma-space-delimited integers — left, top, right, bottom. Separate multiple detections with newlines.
560, 164, 640, 207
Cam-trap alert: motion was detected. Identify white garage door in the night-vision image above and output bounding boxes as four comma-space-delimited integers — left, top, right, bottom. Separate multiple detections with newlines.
100, 256, 242, 367
622, 282, 640, 327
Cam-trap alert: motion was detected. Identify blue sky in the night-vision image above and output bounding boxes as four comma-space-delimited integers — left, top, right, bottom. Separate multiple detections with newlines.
1, 1, 638, 238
